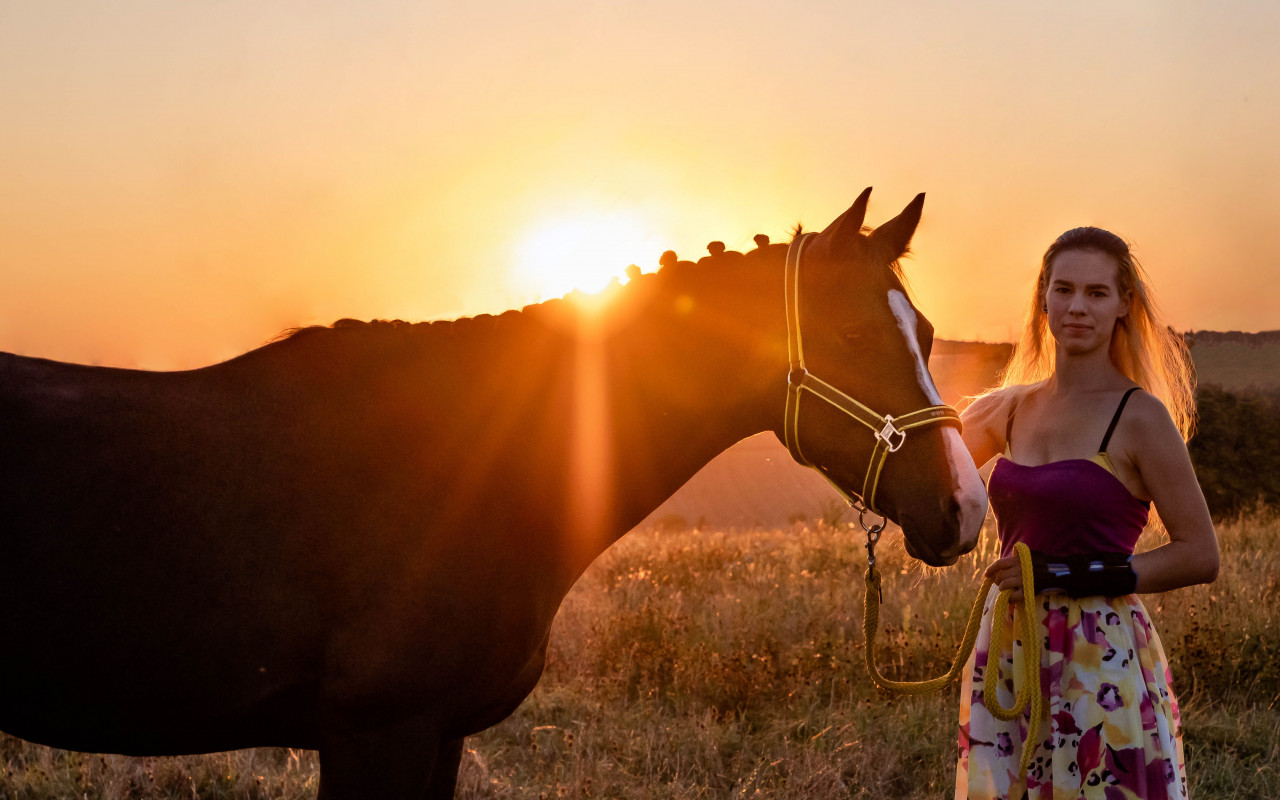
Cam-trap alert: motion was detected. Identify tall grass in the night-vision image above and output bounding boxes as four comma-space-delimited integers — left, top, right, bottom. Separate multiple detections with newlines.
2, 512, 1278, 798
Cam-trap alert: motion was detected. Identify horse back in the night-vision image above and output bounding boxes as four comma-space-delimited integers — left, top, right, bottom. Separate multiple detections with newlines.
0, 351, 339, 748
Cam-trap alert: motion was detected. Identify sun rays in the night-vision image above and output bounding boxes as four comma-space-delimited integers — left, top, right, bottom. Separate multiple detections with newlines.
568, 320, 613, 552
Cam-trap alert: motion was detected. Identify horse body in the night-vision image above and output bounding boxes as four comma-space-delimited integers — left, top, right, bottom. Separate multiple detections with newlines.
0, 190, 986, 797
2, 327, 573, 738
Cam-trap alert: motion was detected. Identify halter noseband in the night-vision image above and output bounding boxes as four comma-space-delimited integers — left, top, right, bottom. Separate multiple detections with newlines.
783, 232, 963, 523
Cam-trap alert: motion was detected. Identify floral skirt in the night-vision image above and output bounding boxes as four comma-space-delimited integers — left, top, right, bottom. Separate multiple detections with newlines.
955, 588, 1186, 800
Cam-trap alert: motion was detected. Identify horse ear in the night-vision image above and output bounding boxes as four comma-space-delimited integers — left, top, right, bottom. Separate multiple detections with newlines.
870, 193, 925, 258
819, 187, 873, 251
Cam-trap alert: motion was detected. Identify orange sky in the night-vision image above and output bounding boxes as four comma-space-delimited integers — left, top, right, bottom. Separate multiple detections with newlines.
2, 2, 1278, 369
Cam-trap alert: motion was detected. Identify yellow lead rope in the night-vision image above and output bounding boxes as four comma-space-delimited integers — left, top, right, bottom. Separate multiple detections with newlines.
863, 542, 1043, 783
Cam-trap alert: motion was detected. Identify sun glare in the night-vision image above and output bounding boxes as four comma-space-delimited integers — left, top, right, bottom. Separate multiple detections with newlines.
512, 212, 659, 300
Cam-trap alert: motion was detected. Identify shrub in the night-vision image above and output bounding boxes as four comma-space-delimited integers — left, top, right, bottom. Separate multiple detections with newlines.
1189, 385, 1280, 519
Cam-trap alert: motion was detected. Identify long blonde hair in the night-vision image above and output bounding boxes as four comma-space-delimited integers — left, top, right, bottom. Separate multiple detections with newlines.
997, 227, 1197, 441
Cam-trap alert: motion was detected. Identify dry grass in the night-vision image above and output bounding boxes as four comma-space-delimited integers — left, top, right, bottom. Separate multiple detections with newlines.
3, 511, 1278, 798
1191, 341, 1280, 391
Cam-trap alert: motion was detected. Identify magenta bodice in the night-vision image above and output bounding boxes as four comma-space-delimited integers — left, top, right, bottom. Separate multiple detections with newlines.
989, 457, 1150, 559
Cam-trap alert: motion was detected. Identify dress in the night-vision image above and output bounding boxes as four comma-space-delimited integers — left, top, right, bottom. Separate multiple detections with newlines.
956, 388, 1187, 800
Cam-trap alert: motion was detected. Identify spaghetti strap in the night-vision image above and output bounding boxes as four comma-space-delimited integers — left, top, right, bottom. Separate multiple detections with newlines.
1098, 387, 1141, 453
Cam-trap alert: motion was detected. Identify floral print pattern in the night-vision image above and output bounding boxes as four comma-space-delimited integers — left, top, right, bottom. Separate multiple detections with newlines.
956, 589, 1186, 799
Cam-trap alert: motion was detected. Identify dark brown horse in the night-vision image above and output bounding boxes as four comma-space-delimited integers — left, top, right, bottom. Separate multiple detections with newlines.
0, 189, 985, 798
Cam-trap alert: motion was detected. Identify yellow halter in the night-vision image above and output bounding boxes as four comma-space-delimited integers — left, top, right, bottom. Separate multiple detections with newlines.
781, 232, 962, 521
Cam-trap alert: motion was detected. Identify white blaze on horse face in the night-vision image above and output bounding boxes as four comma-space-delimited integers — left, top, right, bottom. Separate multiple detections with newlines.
887, 290, 986, 550
887, 290, 943, 404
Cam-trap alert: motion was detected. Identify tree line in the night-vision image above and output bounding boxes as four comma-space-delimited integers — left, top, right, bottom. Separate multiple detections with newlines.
1189, 384, 1280, 520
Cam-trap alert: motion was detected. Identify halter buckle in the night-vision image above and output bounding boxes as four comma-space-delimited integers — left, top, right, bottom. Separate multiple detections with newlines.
787, 366, 808, 387
877, 415, 907, 452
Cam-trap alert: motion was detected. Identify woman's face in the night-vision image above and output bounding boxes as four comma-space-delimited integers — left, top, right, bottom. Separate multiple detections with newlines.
1044, 248, 1129, 355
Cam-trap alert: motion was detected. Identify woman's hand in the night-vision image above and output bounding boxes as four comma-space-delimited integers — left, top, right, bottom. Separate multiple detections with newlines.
985, 555, 1027, 603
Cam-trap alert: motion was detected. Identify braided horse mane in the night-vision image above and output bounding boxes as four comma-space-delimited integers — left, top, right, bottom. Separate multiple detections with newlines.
273, 226, 915, 363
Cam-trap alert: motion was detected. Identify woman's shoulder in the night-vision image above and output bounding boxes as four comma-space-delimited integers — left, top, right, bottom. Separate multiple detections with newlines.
962, 383, 1038, 423
960, 388, 1007, 429
1118, 388, 1181, 441
960, 384, 1042, 454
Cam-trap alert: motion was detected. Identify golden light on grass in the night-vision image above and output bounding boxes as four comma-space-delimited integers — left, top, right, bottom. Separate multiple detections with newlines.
568, 326, 612, 557
2, 511, 1277, 795
511, 211, 658, 300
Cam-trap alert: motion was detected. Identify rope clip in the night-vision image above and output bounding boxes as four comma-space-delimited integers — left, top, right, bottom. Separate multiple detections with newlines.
859, 506, 886, 602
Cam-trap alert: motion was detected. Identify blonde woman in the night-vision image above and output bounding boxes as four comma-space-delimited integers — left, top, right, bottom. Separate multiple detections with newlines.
956, 228, 1218, 799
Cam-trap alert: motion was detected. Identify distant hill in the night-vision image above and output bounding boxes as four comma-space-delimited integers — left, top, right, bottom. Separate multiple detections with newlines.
926, 331, 1280, 397
926, 339, 1013, 406
1188, 330, 1280, 346
637, 330, 1280, 531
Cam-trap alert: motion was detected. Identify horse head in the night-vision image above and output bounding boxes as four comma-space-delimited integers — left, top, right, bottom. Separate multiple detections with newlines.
777, 188, 986, 566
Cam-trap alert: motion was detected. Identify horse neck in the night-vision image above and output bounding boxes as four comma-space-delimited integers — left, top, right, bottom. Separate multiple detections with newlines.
276, 256, 791, 588
611, 279, 785, 511
523, 258, 789, 578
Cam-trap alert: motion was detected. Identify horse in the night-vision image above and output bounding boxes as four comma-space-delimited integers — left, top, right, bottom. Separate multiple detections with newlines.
0, 188, 986, 798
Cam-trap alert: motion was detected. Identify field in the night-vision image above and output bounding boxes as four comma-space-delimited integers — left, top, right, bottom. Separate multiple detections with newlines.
1187, 333, 1280, 392
2, 512, 1278, 798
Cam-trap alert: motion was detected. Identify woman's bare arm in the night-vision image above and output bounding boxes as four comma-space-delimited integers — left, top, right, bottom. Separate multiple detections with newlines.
1127, 392, 1219, 592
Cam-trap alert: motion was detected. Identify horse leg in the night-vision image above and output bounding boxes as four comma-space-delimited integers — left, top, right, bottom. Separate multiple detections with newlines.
317, 715, 444, 800
424, 737, 465, 799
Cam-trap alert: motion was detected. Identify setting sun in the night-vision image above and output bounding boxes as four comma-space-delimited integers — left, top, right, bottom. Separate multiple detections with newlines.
511, 212, 661, 300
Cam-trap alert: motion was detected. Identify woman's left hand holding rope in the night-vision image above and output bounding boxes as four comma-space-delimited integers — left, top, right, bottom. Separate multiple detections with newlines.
984, 555, 1026, 603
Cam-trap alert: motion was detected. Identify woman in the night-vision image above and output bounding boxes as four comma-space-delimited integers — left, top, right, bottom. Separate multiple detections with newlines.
955, 227, 1218, 799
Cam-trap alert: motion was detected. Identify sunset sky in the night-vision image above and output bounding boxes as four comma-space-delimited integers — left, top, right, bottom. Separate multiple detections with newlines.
2, 1, 1277, 369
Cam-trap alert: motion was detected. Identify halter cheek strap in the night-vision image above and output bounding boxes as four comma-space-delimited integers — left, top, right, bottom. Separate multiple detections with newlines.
782, 232, 963, 518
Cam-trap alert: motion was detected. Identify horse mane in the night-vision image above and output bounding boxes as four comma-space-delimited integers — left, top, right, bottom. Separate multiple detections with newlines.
274, 227, 912, 350
275, 239, 789, 347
